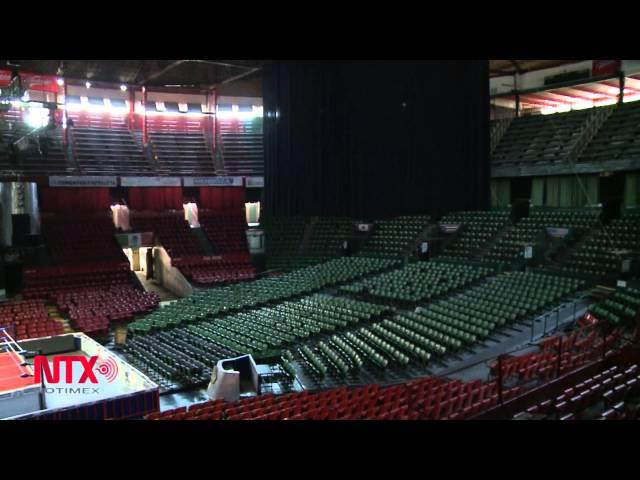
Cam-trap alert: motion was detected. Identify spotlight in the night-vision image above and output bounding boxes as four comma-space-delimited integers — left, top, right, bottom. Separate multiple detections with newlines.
85, 81, 92, 89
56, 78, 64, 86
120, 84, 127, 92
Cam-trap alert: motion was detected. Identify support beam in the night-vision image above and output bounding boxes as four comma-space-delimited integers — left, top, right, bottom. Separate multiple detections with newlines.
217, 67, 262, 86
137, 60, 187, 86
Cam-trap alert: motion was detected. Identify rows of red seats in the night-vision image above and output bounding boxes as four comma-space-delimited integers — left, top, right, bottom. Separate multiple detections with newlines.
488, 318, 623, 385
23, 263, 131, 299
0, 300, 64, 340
515, 364, 640, 420
55, 286, 160, 336
199, 210, 249, 254
40, 214, 126, 263
146, 377, 523, 421
131, 212, 203, 258
177, 255, 256, 286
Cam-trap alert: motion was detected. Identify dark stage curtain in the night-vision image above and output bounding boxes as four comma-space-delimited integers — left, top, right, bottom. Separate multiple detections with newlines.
263, 61, 490, 218
39, 187, 110, 212
128, 187, 183, 210
199, 187, 246, 210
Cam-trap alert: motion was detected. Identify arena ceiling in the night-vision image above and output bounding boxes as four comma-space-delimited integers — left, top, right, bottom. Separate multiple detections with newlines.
0, 59, 266, 89
489, 60, 581, 77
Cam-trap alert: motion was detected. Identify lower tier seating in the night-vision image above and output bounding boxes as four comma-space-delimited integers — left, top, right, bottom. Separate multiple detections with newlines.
0, 300, 64, 341
358, 215, 431, 258
439, 209, 511, 258
146, 376, 523, 420
175, 254, 256, 286
514, 363, 640, 420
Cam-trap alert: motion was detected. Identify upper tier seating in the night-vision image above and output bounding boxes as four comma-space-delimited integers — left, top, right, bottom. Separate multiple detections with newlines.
68, 111, 152, 175
439, 209, 511, 258
579, 102, 640, 163
589, 286, 640, 326
131, 212, 203, 258
485, 207, 601, 264
559, 209, 640, 278
0, 111, 69, 174
358, 215, 431, 258
149, 131, 215, 175
0, 299, 64, 341
492, 109, 591, 166
340, 260, 494, 304
218, 117, 264, 175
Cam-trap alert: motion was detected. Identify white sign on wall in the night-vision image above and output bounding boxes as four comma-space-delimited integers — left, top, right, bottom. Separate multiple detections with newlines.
49, 176, 118, 187
245, 177, 264, 188
120, 177, 181, 187
183, 177, 243, 187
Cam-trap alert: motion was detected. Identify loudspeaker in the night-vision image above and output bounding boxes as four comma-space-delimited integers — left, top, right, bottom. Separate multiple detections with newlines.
12, 214, 30, 246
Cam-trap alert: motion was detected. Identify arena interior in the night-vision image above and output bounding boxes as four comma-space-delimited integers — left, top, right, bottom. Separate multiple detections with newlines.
1, 59, 639, 422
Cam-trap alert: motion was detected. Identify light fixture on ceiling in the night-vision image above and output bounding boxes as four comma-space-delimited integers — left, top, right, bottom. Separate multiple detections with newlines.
56, 78, 64, 86
120, 84, 127, 92
85, 81, 92, 89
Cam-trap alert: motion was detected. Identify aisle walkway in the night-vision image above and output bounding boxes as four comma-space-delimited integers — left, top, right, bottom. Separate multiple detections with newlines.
135, 272, 179, 302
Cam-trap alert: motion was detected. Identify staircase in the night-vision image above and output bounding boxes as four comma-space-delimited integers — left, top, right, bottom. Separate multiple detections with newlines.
567, 106, 614, 164
490, 117, 514, 154
47, 304, 73, 334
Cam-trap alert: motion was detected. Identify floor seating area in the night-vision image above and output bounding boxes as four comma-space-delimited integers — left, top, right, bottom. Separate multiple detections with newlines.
559, 209, 640, 278
149, 131, 215, 175
131, 211, 204, 258
0, 299, 64, 341
513, 363, 640, 420
357, 215, 431, 258
492, 109, 591, 166
127, 257, 399, 336
340, 260, 494, 305
485, 207, 601, 265
218, 117, 264, 175
579, 102, 640, 163
439, 209, 511, 258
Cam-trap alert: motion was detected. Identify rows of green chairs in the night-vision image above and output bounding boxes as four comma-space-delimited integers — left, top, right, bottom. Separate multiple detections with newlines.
357, 215, 430, 258
127, 293, 393, 385
589, 287, 640, 325
492, 109, 590, 166
485, 207, 601, 264
305, 217, 352, 264
128, 257, 398, 335
379, 271, 585, 357
340, 260, 493, 304
580, 102, 640, 162
560, 210, 640, 278
440, 209, 511, 258
262, 216, 307, 271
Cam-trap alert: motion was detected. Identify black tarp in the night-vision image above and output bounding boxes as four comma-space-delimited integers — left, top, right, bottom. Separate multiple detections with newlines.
263, 60, 489, 218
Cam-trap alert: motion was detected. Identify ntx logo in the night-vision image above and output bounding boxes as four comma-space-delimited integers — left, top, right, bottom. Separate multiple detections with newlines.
34, 355, 119, 384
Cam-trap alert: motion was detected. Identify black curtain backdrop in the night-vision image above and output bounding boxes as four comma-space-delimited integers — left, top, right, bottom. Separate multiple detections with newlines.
263, 60, 490, 218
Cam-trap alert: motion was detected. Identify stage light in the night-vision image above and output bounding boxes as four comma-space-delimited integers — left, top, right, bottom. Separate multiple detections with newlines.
56, 78, 64, 86
245, 202, 261, 227
85, 81, 92, 89
120, 84, 127, 92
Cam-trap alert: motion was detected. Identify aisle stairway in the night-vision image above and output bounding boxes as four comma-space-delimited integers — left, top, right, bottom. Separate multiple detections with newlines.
47, 304, 74, 334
